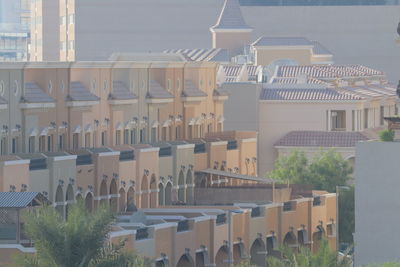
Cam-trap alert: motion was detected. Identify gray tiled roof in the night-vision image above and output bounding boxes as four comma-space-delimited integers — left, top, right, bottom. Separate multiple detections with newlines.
213, 88, 230, 96
211, 0, 252, 30
109, 81, 138, 100
182, 80, 207, 97
260, 87, 361, 101
22, 82, 55, 103
0, 192, 50, 208
67, 82, 100, 102
164, 48, 229, 62
147, 80, 174, 99
274, 131, 369, 148
311, 41, 333, 56
252, 37, 313, 47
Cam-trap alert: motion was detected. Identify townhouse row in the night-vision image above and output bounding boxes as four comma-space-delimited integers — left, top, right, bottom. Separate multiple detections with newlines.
110, 193, 337, 267
0, 60, 227, 155
0, 131, 257, 218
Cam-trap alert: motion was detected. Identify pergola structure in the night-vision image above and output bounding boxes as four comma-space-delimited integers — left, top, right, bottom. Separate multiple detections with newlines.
0, 192, 50, 245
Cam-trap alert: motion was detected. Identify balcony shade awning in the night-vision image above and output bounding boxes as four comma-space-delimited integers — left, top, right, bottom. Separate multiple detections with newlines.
0, 192, 50, 208
181, 80, 207, 102
108, 81, 138, 105
195, 168, 273, 183
20, 82, 55, 109
66, 82, 100, 107
146, 80, 174, 104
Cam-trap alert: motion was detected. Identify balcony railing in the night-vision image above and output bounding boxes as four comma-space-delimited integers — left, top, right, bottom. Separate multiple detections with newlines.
283, 201, 293, 212
194, 143, 206, 154
119, 150, 134, 161
135, 227, 149, 240
159, 147, 172, 157
251, 207, 261, 217
177, 220, 189, 232
76, 154, 92, 165
313, 196, 321, 206
29, 158, 47, 170
227, 140, 238, 150
216, 213, 227, 225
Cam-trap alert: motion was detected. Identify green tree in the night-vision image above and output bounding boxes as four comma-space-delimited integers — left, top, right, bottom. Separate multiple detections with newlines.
379, 129, 395, 142
308, 150, 352, 193
14, 201, 148, 267
268, 150, 310, 184
268, 149, 352, 193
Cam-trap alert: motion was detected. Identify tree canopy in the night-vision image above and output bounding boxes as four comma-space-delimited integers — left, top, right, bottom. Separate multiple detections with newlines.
268, 149, 352, 192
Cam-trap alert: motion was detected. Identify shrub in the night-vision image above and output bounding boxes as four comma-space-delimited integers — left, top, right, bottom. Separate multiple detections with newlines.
379, 129, 395, 142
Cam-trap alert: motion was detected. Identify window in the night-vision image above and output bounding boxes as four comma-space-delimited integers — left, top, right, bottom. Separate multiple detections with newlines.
352, 110, 355, 131
115, 130, 121, 145
12, 137, 18, 153
85, 133, 91, 147
93, 131, 97, 147
167, 79, 171, 91
176, 125, 181, 140
59, 134, 65, 150
151, 127, 157, 143
364, 108, 369, 129
130, 129, 137, 144
199, 124, 204, 137
1, 137, 6, 155
139, 128, 146, 143
68, 40, 74, 50
161, 127, 167, 141
68, 14, 75, 24
124, 129, 129, 144
380, 106, 384, 126
47, 135, 53, 152
29, 136, 35, 153
101, 131, 107, 146
188, 125, 193, 140
39, 136, 46, 152
177, 79, 180, 90
60, 41, 67, 51
331, 110, 346, 131
207, 123, 212, 134
72, 133, 79, 149
60, 16, 66, 25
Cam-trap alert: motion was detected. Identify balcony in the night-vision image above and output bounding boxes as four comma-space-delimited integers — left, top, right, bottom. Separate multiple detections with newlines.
29, 158, 47, 170
159, 146, 172, 157
119, 150, 134, 161
313, 196, 321, 206
283, 201, 293, 212
227, 140, 238, 150
216, 213, 227, 225
76, 154, 92, 166
177, 220, 190, 232
251, 207, 261, 217
135, 227, 149, 240
194, 143, 206, 154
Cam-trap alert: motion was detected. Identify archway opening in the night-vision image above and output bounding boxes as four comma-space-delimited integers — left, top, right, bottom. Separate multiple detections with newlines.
178, 171, 185, 203
126, 186, 136, 212
215, 245, 229, 267
266, 236, 279, 258
233, 243, 246, 265
158, 183, 164, 206
119, 188, 126, 212
85, 192, 93, 212
65, 184, 74, 219
141, 175, 149, 208
109, 179, 118, 213
176, 253, 194, 267
99, 180, 108, 206
250, 238, 267, 267
312, 225, 325, 253
55, 185, 64, 218
149, 175, 157, 208
165, 182, 172, 205
186, 170, 193, 204
283, 231, 298, 250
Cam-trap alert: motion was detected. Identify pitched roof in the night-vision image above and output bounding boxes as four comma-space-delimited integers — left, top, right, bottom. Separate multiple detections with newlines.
22, 82, 55, 103
271, 77, 330, 85
109, 81, 138, 100
223, 65, 242, 77
260, 87, 361, 101
182, 80, 207, 97
252, 37, 313, 47
211, 0, 252, 30
0, 192, 50, 208
67, 82, 100, 102
147, 80, 174, 99
274, 131, 369, 148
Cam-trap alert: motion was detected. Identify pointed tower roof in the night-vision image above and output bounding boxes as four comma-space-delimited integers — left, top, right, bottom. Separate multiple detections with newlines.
210, 0, 253, 31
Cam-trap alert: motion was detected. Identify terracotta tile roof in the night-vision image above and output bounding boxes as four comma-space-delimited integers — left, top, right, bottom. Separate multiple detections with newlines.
210, 0, 252, 30
260, 87, 361, 101
147, 80, 174, 99
274, 131, 369, 148
109, 81, 137, 100
252, 36, 313, 47
67, 82, 100, 102
182, 80, 207, 97
22, 82, 55, 103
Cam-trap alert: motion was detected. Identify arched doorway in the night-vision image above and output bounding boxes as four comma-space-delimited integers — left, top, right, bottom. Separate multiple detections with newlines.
165, 182, 172, 205
298, 229, 309, 247
65, 184, 74, 219
283, 231, 298, 249
195, 250, 210, 267
119, 188, 126, 212
109, 179, 118, 213
149, 175, 157, 208
195, 174, 206, 188
99, 180, 108, 206
55, 185, 64, 218
312, 225, 325, 253
186, 170, 193, 204
176, 253, 194, 267
85, 192, 94, 212
215, 245, 229, 267
250, 238, 267, 267
233, 243, 246, 265
126, 186, 136, 212
178, 171, 185, 203
141, 175, 149, 208
158, 183, 164, 206
76, 193, 83, 202
266, 236, 279, 258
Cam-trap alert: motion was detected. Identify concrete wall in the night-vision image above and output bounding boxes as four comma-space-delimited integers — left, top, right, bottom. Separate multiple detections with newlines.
355, 141, 400, 266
